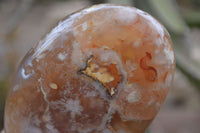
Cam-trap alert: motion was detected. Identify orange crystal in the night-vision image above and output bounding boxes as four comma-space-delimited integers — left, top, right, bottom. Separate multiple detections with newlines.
4, 4, 175, 133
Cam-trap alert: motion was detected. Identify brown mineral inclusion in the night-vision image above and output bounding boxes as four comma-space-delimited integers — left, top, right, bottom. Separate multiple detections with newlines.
4, 4, 175, 133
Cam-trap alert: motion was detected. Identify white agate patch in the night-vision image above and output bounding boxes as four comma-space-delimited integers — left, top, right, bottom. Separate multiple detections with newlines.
127, 91, 141, 103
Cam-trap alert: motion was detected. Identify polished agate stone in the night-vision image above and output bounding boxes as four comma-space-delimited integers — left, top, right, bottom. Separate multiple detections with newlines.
4, 4, 175, 133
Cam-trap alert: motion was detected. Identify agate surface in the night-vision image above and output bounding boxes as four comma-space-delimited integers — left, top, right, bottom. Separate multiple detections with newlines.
4, 4, 175, 133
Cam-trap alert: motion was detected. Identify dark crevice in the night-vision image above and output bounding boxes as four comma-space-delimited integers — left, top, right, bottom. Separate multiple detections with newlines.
77, 55, 113, 98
